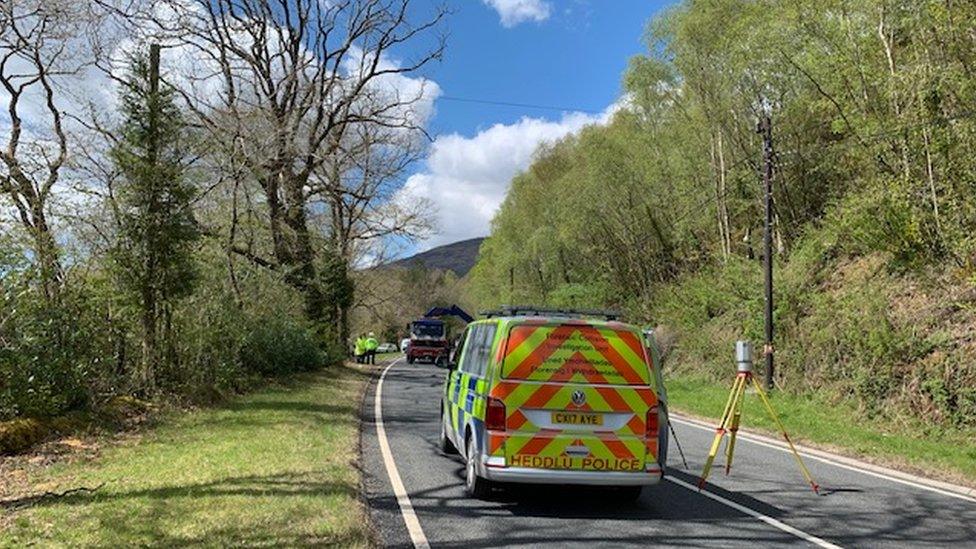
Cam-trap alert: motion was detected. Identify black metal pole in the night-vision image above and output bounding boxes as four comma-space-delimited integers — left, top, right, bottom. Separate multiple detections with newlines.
759, 114, 774, 391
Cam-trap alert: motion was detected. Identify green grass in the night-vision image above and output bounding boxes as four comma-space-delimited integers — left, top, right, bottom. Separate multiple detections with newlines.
1, 365, 372, 547
667, 375, 976, 485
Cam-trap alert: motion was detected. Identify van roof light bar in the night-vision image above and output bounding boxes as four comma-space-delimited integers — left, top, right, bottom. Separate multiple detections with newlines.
479, 305, 621, 321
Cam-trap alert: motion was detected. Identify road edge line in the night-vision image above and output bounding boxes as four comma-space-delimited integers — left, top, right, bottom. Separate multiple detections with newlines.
666, 476, 843, 548
375, 358, 431, 549
354, 361, 383, 548
670, 414, 976, 503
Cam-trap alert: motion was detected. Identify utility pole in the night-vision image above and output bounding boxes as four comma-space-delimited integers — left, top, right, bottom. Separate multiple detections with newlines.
148, 43, 160, 161
758, 113, 775, 391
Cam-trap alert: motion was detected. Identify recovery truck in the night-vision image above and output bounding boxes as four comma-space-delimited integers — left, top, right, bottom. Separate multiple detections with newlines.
405, 305, 474, 365
405, 318, 449, 364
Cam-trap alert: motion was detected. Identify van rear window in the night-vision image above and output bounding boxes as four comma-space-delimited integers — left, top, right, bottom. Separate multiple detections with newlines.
501, 324, 651, 385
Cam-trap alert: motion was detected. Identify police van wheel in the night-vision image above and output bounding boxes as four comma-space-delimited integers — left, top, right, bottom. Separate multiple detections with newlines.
438, 410, 457, 455
407, 356, 415, 364
464, 436, 492, 499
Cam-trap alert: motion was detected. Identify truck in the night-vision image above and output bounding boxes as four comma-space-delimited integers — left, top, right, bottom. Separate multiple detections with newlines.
405, 318, 450, 364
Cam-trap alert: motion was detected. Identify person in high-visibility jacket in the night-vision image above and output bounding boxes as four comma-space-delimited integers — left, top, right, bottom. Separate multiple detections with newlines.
354, 335, 367, 364
364, 332, 379, 365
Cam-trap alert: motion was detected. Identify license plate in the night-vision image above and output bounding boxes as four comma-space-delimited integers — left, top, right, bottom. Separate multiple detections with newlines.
551, 411, 603, 426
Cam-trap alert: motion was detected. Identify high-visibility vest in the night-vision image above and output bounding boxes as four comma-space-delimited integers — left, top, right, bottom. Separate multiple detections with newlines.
355, 338, 366, 356
365, 337, 378, 351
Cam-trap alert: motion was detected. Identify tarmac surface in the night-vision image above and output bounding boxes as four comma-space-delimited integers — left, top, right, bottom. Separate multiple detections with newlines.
361, 358, 976, 548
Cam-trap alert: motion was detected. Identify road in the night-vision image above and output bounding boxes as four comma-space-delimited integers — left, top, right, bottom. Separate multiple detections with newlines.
361, 359, 976, 548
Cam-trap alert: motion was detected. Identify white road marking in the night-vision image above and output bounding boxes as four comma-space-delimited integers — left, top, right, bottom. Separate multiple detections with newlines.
666, 476, 843, 548
374, 358, 431, 549
670, 415, 976, 504
372, 365, 965, 548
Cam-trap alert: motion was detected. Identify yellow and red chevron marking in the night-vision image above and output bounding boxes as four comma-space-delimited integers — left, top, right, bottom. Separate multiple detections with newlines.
516, 428, 561, 456
489, 381, 656, 437
486, 321, 659, 465
506, 409, 529, 431
488, 432, 505, 455
500, 324, 652, 386
626, 414, 646, 437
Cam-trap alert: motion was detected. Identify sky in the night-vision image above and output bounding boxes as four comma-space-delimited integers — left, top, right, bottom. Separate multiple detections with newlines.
398, 0, 676, 252
0, 0, 676, 257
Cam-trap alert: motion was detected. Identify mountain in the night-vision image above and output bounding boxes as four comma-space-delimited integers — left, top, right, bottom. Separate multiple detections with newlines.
389, 237, 485, 277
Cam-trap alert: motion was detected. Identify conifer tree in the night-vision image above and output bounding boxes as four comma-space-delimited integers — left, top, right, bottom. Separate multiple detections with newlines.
111, 45, 199, 393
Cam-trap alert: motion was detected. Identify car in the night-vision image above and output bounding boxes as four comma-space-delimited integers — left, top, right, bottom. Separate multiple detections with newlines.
400, 338, 410, 352
376, 342, 398, 354
439, 307, 668, 500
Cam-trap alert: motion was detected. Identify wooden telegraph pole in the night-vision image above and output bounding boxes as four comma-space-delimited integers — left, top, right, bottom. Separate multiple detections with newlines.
758, 114, 775, 391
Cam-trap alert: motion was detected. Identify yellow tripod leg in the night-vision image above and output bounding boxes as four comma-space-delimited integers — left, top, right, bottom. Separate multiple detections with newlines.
751, 376, 821, 494
724, 374, 746, 474
698, 375, 743, 489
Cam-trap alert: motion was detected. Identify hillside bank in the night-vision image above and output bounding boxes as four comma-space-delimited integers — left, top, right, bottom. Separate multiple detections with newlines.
469, 0, 976, 481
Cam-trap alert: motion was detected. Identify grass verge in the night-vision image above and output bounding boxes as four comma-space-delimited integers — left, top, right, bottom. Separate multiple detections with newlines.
667, 375, 976, 487
1, 364, 372, 547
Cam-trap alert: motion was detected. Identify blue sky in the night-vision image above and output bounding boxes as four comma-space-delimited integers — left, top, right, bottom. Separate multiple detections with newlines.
0, 0, 676, 258
428, 0, 670, 135
397, 0, 676, 252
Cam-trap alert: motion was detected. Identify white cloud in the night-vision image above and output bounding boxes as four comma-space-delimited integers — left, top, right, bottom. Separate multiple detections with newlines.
397, 103, 620, 251
1, 0, 442, 246
483, 0, 552, 27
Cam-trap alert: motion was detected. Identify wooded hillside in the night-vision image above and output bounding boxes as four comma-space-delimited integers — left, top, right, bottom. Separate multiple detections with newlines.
471, 0, 976, 428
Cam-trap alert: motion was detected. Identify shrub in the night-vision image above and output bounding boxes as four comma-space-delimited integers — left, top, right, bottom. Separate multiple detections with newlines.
548, 282, 617, 310
240, 318, 324, 376
0, 287, 95, 421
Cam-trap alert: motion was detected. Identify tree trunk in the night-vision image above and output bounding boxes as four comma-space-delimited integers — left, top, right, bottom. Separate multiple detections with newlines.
260, 171, 327, 325
31, 210, 62, 304
140, 290, 157, 395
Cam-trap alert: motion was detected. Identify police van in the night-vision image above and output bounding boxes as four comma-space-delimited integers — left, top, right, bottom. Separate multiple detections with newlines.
439, 307, 669, 500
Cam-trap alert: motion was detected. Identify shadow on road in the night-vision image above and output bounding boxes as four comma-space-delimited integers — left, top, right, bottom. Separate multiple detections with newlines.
401, 459, 778, 522
369, 361, 976, 548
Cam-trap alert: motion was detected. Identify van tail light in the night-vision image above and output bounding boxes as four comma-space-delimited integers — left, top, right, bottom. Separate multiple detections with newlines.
646, 406, 659, 438
486, 398, 506, 431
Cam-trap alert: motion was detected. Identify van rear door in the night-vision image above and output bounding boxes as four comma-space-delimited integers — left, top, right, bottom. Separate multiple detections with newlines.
490, 321, 658, 473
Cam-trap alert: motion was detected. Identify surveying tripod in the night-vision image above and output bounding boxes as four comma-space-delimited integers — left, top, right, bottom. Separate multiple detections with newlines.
697, 341, 820, 494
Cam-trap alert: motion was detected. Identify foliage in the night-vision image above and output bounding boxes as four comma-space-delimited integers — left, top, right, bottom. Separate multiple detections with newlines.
352, 264, 474, 346
0, 1, 441, 440
241, 318, 324, 376
110, 50, 200, 393
470, 0, 976, 428
0, 265, 94, 419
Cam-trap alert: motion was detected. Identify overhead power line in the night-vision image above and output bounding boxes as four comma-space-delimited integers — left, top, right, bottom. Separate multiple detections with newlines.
438, 95, 604, 115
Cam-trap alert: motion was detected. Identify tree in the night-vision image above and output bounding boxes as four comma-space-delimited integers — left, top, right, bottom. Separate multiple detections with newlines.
111, 45, 199, 393
140, 0, 445, 332
0, 0, 85, 302
311, 112, 433, 343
